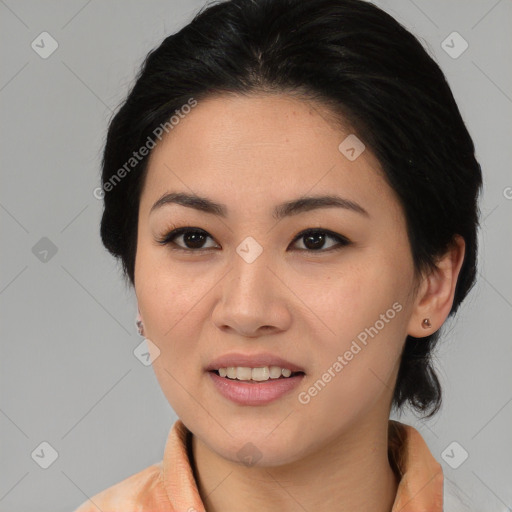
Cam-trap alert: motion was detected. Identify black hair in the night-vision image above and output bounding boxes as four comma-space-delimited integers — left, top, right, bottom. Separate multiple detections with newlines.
99, 0, 482, 417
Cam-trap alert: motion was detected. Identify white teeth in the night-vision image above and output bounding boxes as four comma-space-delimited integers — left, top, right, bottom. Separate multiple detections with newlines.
236, 367, 252, 380
281, 368, 292, 378
215, 365, 299, 381
269, 366, 282, 379
251, 367, 270, 381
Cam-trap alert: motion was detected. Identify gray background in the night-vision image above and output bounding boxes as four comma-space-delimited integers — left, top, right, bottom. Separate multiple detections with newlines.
1, 1, 511, 511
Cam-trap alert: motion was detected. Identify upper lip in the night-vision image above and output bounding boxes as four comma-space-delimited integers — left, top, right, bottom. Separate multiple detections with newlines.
206, 352, 305, 373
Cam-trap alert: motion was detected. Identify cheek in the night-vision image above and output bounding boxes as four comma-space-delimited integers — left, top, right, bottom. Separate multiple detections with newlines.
137, 271, 206, 352
297, 255, 413, 401
290, 293, 409, 461
306, 255, 413, 345
135, 244, 202, 361
135, 257, 211, 418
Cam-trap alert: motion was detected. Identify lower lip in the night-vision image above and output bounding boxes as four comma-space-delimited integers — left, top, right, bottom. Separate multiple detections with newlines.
208, 371, 305, 406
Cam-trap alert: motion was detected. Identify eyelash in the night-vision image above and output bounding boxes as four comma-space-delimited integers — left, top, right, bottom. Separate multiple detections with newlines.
156, 225, 351, 254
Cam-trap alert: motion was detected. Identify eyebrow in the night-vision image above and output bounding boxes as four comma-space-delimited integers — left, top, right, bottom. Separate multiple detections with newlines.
150, 192, 369, 220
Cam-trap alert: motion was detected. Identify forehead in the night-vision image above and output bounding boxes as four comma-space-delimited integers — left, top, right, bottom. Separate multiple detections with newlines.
141, 93, 399, 220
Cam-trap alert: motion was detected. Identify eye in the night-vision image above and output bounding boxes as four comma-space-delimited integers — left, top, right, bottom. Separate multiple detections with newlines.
156, 226, 351, 253
156, 227, 219, 251
290, 228, 351, 252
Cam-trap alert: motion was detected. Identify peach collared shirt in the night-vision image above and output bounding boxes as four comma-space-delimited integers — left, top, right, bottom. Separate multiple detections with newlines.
73, 419, 443, 512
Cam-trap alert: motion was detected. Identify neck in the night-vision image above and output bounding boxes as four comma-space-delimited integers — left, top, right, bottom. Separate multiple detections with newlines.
190, 417, 399, 512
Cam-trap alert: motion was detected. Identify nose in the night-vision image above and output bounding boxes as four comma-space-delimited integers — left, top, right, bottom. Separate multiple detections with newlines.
211, 248, 292, 338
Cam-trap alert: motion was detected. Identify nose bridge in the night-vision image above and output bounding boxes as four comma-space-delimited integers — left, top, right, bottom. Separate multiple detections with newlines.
227, 236, 273, 300
213, 236, 289, 335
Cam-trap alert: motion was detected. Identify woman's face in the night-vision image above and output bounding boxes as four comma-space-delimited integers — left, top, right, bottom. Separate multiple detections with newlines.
134, 93, 420, 466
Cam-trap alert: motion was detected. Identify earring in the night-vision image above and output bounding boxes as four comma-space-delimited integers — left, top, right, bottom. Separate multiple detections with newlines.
136, 312, 144, 337
421, 318, 432, 329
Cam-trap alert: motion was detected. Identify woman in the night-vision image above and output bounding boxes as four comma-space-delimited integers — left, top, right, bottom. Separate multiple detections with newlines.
74, 0, 482, 510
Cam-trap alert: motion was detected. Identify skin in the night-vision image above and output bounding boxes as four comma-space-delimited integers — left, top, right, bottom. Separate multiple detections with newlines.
134, 93, 465, 512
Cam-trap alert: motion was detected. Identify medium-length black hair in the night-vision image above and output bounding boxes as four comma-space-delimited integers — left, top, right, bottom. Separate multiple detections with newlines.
99, 0, 482, 417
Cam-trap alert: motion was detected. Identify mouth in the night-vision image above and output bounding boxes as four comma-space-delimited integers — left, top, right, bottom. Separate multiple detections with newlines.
205, 353, 306, 405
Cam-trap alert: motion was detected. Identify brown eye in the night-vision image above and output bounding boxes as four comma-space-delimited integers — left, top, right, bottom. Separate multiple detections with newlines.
157, 227, 219, 251
291, 229, 351, 252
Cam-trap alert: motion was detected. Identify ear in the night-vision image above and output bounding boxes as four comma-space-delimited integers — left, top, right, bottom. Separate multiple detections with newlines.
407, 235, 466, 338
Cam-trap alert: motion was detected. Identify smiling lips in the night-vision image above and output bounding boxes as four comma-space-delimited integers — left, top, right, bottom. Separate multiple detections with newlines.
206, 352, 306, 405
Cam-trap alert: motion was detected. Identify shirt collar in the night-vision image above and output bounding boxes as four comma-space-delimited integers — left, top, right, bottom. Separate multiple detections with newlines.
162, 419, 443, 512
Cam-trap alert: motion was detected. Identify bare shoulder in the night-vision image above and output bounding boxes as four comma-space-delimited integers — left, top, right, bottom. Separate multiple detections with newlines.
71, 461, 170, 512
